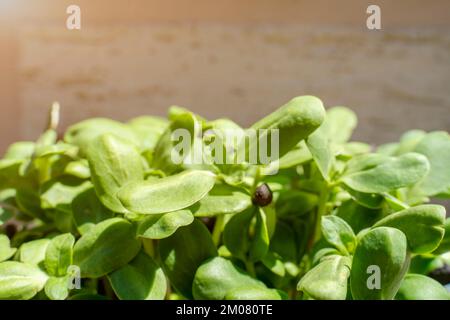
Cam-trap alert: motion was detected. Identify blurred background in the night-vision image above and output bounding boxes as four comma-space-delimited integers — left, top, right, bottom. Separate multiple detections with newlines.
0, 0, 449, 153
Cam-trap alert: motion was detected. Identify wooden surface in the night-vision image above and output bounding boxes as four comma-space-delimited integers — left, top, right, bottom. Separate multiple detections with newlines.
3, 0, 450, 26
0, 1, 449, 153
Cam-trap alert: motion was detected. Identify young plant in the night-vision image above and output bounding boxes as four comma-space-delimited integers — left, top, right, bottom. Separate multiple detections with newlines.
0, 96, 449, 300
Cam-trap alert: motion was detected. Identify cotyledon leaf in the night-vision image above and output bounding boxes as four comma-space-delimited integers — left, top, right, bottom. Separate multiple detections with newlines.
395, 274, 449, 300
326, 106, 357, 144
373, 204, 446, 254
0, 261, 49, 300
304, 106, 356, 181
0, 234, 17, 262
72, 187, 115, 235
87, 133, 144, 214
413, 131, 450, 196
190, 183, 252, 217
248, 95, 326, 160
137, 210, 194, 239
19, 239, 51, 266
341, 153, 429, 194
73, 218, 141, 278
64, 118, 140, 155
158, 219, 217, 299
118, 170, 216, 215
44, 276, 71, 300
45, 233, 75, 277
223, 207, 254, 261
351, 227, 409, 300
321, 216, 356, 255
192, 256, 268, 300
297, 255, 351, 300
108, 252, 167, 300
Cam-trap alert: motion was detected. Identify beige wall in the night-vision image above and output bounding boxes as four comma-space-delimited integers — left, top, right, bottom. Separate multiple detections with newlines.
1, 0, 450, 153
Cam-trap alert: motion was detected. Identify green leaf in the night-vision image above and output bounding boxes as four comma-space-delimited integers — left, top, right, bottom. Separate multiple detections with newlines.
394, 130, 426, 155
151, 110, 199, 174
0, 235, 17, 262
19, 239, 51, 266
321, 216, 356, 255
45, 233, 75, 277
0, 261, 48, 300
373, 205, 446, 254
274, 141, 312, 170
306, 121, 333, 181
395, 274, 449, 300
261, 251, 286, 277
44, 276, 70, 300
158, 219, 217, 299
192, 256, 268, 300
191, 184, 251, 217
0, 206, 13, 226
87, 133, 144, 214
137, 210, 194, 239
108, 252, 167, 300
336, 200, 383, 233
343, 186, 384, 209
223, 208, 254, 261
15, 188, 47, 221
72, 187, 115, 235
224, 287, 284, 300
118, 170, 216, 215
275, 189, 318, 217
249, 208, 270, 262
128, 116, 168, 151
64, 118, 140, 155
3, 141, 35, 160
249, 95, 326, 159
342, 153, 429, 193
326, 106, 357, 144
344, 153, 390, 176
297, 255, 351, 300
351, 227, 409, 300
73, 218, 141, 278
413, 131, 450, 196
434, 218, 450, 254
63, 160, 90, 179
269, 220, 298, 263
0, 159, 28, 191
40, 177, 91, 210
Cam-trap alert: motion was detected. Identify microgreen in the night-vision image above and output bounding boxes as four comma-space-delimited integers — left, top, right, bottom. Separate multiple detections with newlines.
0, 96, 449, 300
